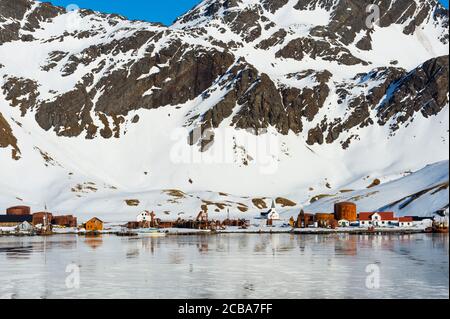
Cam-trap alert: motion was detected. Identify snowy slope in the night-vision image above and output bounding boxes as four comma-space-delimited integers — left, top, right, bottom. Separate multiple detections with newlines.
0, 0, 448, 221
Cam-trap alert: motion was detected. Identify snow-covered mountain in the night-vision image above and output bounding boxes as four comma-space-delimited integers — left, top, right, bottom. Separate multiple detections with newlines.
0, 0, 448, 221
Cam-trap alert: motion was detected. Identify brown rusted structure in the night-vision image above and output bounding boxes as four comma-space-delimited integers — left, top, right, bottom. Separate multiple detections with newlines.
157, 220, 175, 228
334, 202, 357, 221
32, 212, 53, 226
172, 215, 211, 230
53, 215, 77, 227
195, 211, 209, 229
127, 217, 173, 229
329, 219, 339, 229
85, 217, 103, 231
6, 206, 31, 216
126, 221, 140, 229
315, 213, 336, 228
222, 219, 250, 228
296, 210, 315, 228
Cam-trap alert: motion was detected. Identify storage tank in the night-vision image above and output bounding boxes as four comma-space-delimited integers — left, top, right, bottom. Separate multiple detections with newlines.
6, 206, 31, 216
315, 213, 335, 221
334, 202, 357, 221
53, 215, 77, 227
32, 212, 53, 226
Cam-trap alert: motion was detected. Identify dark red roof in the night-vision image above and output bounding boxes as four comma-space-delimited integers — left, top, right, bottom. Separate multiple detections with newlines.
358, 212, 396, 221
377, 212, 395, 220
398, 216, 414, 222
358, 212, 373, 221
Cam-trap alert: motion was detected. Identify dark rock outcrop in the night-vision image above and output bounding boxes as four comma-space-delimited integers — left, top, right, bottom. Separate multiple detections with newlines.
0, 0, 448, 150
0, 112, 20, 159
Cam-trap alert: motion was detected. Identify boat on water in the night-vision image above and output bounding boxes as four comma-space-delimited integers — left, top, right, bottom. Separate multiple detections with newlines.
139, 232, 166, 237
134, 228, 159, 233
133, 228, 167, 237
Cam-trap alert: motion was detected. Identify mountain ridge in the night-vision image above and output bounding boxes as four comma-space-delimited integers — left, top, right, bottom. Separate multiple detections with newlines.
0, 0, 448, 220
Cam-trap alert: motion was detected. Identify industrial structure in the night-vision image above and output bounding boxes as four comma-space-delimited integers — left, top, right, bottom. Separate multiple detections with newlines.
6, 206, 31, 216
292, 201, 435, 230
334, 202, 357, 221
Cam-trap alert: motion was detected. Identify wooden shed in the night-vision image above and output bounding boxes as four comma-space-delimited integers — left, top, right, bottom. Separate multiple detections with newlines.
85, 217, 103, 231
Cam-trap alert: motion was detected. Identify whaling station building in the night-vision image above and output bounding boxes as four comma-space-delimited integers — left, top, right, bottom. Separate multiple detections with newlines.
0, 206, 103, 233
273, 201, 431, 229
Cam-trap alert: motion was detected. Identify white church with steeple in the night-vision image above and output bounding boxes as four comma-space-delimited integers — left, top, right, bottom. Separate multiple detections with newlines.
260, 200, 280, 220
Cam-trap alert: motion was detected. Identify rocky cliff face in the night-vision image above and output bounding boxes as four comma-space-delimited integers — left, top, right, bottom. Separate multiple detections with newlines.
0, 0, 447, 151
0, 0, 448, 216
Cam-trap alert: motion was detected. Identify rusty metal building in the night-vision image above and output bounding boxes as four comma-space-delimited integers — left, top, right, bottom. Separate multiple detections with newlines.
32, 212, 53, 226
222, 219, 250, 227
6, 206, 31, 216
296, 210, 315, 228
53, 215, 77, 227
315, 213, 336, 228
334, 202, 357, 221
157, 220, 175, 228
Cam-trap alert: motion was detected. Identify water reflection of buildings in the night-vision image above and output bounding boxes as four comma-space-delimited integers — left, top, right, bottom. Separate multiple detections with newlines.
357, 234, 396, 251
84, 235, 103, 250
334, 235, 358, 256
141, 237, 159, 254
431, 233, 449, 252
1, 237, 79, 260
253, 236, 269, 253
1, 245, 34, 260
197, 236, 209, 254
251, 234, 296, 254
124, 237, 163, 258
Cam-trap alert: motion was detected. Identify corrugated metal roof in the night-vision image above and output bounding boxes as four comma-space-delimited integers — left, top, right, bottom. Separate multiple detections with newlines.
0, 215, 33, 223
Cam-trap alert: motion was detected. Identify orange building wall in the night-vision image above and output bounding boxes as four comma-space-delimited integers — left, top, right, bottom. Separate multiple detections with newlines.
85, 219, 103, 231
334, 202, 357, 221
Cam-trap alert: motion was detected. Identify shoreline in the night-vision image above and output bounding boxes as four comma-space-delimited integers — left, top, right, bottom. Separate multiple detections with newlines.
0, 227, 442, 237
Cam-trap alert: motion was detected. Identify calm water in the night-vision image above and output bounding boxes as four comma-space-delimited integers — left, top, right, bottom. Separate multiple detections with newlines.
0, 233, 448, 299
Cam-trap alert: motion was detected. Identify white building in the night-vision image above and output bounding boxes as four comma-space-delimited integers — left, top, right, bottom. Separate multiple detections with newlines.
359, 212, 397, 227
16, 221, 33, 233
136, 211, 153, 222
261, 200, 280, 220
338, 219, 350, 227
398, 217, 414, 228
419, 218, 433, 228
